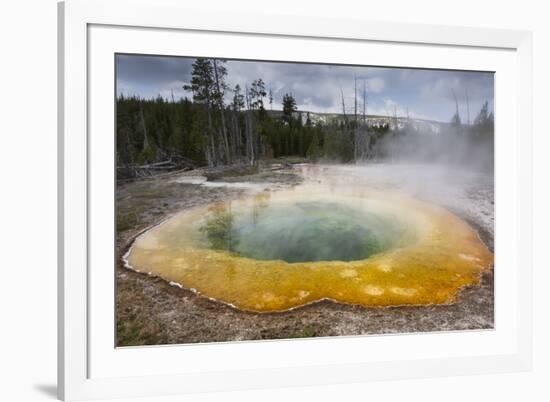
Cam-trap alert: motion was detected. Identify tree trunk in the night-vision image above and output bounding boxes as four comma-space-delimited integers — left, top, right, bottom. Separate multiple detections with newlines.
213, 60, 231, 163
206, 103, 216, 167
354, 76, 358, 162
140, 107, 149, 150
465, 88, 470, 125
244, 88, 255, 165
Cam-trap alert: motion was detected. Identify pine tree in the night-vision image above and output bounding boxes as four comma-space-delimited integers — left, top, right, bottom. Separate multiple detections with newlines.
183, 58, 217, 165
249, 79, 267, 111
282, 93, 297, 124
474, 101, 490, 126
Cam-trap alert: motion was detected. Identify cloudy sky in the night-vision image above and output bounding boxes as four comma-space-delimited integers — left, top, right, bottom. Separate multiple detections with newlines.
116, 54, 494, 123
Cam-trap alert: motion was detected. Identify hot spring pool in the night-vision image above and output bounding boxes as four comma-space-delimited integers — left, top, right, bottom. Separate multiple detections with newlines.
124, 186, 493, 312
206, 200, 411, 263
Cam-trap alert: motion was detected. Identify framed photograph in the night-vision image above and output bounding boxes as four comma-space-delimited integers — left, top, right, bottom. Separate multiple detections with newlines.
58, 0, 533, 400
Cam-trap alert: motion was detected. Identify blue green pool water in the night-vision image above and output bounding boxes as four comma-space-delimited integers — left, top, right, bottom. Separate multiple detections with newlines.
201, 201, 408, 263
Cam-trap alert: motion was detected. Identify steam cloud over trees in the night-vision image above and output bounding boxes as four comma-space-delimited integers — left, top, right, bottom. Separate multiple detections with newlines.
116, 56, 494, 179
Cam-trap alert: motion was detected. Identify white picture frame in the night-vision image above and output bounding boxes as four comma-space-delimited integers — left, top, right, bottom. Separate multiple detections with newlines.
58, 0, 533, 400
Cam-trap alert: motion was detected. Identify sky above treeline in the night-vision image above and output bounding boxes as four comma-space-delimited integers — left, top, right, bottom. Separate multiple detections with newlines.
116, 54, 494, 123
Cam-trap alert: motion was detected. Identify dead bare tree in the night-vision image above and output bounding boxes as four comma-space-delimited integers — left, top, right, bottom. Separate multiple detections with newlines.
362, 80, 367, 124
465, 87, 471, 125
360, 79, 369, 160
244, 85, 255, 165
354, 75, 358, 124
352, 76, 360, 162
340, 86, 347, 121
451, 88, 462, 127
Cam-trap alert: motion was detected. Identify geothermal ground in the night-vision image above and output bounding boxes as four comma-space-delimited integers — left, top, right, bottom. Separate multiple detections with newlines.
116, 163, 494, 346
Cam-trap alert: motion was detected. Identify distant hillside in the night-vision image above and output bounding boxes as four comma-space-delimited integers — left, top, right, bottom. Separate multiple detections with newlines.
267, 109, 450, 135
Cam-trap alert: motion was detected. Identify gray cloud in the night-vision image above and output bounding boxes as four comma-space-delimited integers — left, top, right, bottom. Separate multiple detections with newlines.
116, 54, 494, 123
